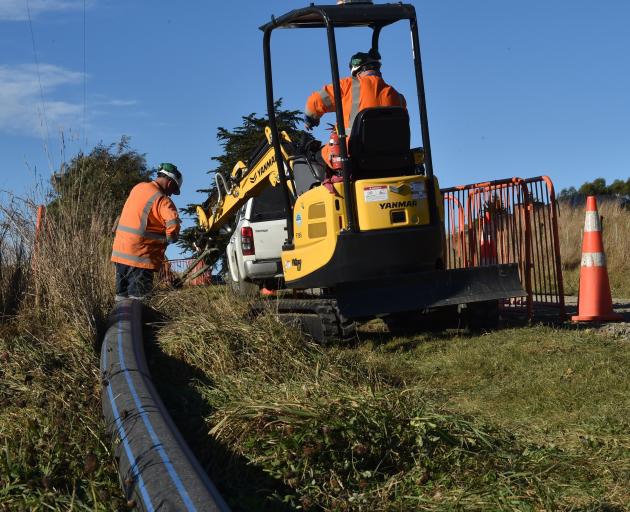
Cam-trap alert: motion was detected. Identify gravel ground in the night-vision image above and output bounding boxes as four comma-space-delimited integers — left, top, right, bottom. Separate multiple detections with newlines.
564, 296, 630, 340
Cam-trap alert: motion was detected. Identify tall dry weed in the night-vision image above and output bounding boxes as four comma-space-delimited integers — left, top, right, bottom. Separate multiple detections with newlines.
27, 138, 151, 336
558, 201, 630, 297
35, 196, 114, 337
0, 189, 114, 336
0, 196, 34, 320
0, 142, 152, 508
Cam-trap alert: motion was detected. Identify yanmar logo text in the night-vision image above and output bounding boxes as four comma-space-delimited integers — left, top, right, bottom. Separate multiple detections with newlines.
248, 155, 276, 184
379, 200, 417, 210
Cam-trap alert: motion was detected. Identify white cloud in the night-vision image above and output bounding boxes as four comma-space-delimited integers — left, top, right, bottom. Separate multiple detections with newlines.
0, 64, 138, 137
101, 99, 138, 107
0, 63, 83, 135
0, 0, 86, 21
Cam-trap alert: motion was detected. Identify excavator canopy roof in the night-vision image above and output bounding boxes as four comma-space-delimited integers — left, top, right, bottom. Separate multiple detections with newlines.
259, 3, 416, 31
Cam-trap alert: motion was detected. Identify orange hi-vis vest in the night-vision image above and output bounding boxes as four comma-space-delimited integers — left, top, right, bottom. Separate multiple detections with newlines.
305, 73, 407, 163
111, 181, 181, 270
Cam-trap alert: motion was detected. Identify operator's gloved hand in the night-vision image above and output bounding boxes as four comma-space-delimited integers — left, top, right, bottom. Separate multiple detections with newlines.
304, 114, 320, 131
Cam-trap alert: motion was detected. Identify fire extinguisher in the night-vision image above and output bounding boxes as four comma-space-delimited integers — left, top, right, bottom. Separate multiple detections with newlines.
327, 130, 344, 171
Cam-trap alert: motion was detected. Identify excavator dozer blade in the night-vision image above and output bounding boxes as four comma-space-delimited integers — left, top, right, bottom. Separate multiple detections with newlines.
335, 263, 524, 319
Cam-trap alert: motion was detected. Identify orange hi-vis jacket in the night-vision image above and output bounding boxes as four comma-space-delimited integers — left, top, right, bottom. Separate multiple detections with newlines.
305, 73, 406, 163
111, 181, 181, 270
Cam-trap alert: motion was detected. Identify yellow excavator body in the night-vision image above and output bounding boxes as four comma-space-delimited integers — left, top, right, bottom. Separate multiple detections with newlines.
281, 174, 443, 284
282, 181, 345, 283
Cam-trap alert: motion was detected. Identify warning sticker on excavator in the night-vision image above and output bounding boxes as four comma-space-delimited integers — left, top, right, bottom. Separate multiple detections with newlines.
363, 185, 388, 202
411, 181, 427, 199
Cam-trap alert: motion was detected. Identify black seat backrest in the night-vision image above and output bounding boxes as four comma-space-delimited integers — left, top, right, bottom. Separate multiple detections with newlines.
348, 107, 413, 180
349, 107, 414, 180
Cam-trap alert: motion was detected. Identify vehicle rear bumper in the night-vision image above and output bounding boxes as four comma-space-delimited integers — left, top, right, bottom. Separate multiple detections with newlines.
244, 259, 282, 280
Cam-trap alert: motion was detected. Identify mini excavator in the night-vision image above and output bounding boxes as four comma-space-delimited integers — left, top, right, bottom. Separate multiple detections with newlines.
195, 1, 524, 342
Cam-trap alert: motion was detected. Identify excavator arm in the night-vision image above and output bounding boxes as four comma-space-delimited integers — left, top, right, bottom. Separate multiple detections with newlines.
196, 127, 296, 234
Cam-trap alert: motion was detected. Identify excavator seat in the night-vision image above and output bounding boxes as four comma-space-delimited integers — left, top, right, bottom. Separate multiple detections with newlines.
349, 106, 413, 180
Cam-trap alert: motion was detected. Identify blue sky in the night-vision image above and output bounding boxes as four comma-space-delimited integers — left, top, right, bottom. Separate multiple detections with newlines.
1, 0, 629, 256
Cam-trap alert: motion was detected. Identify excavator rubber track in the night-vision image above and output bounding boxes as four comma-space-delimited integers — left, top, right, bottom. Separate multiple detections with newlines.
265, 298, 356, 344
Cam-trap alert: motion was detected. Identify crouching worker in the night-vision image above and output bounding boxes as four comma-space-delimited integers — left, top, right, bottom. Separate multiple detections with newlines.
111, 163, 183, 301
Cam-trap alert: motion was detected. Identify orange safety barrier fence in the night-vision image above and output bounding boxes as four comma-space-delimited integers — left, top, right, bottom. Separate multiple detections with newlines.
441, 176, 565, 320
159, 258, 211, 287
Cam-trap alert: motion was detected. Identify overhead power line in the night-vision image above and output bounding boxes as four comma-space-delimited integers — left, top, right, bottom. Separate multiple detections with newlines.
25, 0, 54, 172
82, 0, 87, 148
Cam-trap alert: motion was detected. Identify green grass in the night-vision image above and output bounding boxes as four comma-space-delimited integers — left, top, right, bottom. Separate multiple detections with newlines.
360, 326, 630, 436
0, 322, 122, 511
2, 283, 626, 511
150, 287, 630, 511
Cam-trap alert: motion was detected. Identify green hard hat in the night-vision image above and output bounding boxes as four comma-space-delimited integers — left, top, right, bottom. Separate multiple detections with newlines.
158, 162, 183, 195
349, 48, 381, 76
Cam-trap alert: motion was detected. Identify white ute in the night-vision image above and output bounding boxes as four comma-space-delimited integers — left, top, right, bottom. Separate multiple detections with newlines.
225, 184, 287, 294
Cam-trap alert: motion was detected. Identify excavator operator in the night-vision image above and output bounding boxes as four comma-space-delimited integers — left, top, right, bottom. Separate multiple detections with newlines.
303, 49, 407, 168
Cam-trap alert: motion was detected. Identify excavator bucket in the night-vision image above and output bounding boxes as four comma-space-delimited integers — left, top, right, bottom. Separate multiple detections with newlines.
335, 263, 524, 319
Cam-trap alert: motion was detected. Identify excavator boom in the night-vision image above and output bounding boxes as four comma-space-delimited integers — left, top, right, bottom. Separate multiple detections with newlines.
197, 128, 295, 235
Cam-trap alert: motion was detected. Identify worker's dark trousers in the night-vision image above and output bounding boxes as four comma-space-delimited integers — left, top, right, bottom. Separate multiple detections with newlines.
114, 263, 154, 300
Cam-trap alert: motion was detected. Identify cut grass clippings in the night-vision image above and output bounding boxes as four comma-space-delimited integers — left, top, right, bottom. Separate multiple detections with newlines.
151, 287, 630, 511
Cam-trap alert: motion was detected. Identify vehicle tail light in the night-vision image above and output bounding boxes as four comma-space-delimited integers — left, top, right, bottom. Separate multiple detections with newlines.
241, 226, 255, 256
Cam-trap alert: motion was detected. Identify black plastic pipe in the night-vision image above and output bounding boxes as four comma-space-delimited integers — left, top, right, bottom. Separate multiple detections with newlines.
100, 299, 230, 512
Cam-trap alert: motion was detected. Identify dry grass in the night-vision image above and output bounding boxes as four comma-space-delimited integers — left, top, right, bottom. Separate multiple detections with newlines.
0, 140, 163, 509
1, 187, 115, 338
0, 192, 120, 509
34, 201, 115, 337
0, 197, 33, 320
558, 201, 630, 297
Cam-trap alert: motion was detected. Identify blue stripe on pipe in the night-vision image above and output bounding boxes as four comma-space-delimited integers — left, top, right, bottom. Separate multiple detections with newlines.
103, 325, 156, 512
117, 305, 198, 512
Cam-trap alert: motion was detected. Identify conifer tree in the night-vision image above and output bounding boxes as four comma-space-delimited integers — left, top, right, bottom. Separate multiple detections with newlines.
48, 136, 151, 225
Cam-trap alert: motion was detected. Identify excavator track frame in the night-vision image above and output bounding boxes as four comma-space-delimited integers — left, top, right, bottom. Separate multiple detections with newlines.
253, 298, 356, 344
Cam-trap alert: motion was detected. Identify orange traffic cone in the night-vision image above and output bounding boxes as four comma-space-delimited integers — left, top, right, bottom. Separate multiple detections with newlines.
572, 196, 622, 322
260, 287, 276, 297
